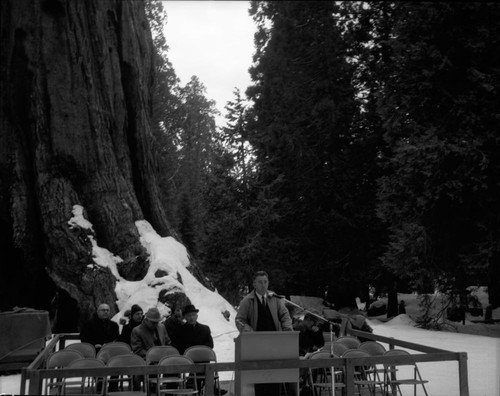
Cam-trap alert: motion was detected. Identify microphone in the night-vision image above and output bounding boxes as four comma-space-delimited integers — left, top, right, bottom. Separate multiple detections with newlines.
269, 291, 285, 299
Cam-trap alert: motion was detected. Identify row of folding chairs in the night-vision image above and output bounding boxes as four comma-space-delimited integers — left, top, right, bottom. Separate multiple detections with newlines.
309, 339, 429, 396
45, 342, 218, 396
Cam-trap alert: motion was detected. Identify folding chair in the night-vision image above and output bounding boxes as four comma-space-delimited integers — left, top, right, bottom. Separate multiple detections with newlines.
383, 349, 429, 396
322, 342, 349, 357
184, 345, 220, 395
62, 357, 105, 395
307, 351, 345, 396
105, 354, 148, 396
66, 342, 97, 358
146, 346, 180, 365
359, 341, 387, 386
97, 342, 132, 364
146, 346, 182, 396
343, 349, 385, 396
158, 355, 199, 395
359, 341, 386, 357
336, 336, 361, 350
45, 349, 85, 395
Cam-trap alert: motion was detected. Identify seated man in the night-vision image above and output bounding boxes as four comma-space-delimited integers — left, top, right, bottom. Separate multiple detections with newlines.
294, 313, 325, 357
131, 307, 171, 358
80, 303, 119, 392
294, 313, 325, 395
131, 308, 171, 392
80, 303, 119, 352
178, 305, 227, 395
177, 304, 213, 354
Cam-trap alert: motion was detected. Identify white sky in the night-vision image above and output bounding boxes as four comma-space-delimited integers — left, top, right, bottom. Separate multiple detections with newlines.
162, 1, 255, 127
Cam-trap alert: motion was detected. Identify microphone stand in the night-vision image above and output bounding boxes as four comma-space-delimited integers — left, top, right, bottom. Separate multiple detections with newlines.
282, 297, 341, 394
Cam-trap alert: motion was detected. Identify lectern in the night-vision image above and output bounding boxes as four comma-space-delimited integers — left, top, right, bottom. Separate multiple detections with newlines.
234, 331, 299, 396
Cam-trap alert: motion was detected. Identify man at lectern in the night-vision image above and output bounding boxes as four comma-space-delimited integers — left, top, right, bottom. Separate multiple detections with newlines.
236, 270, 293, 332
236, 270, 293, 395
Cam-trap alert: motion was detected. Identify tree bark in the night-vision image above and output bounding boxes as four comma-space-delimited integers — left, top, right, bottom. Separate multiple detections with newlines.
0, 0, 199, 329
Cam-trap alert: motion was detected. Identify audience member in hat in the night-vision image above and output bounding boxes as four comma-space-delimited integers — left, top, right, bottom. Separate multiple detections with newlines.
131, 307, 171, 358
118, 304, 143, 346
80, 303, 119, 352
177, 304, 213, 354
178, 305, 227, 395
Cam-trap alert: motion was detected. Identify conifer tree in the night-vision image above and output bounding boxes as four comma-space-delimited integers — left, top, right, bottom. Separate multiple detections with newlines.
374, 3, 500, 306
246, 1, 377, 304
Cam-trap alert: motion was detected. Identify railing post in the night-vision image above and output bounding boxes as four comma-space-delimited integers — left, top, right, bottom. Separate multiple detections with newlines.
20, 367, 27, 395
204, 364, 215, 396
59, 335, 66, 350
458, 352, 469, 396
27, 370, 42, 395
344, 358, 355, 396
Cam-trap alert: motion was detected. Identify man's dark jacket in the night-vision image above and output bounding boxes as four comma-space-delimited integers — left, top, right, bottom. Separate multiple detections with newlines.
178, 322, 213, 354
80, 314, 119, 347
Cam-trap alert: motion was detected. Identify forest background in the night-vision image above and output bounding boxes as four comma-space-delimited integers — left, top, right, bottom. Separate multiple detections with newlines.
146, 1, 500, 313
1, 1, 499, 326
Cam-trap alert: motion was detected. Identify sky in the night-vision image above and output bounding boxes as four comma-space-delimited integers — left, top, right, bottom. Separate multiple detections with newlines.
1, 204, 499, 394
162, 1, 255, 128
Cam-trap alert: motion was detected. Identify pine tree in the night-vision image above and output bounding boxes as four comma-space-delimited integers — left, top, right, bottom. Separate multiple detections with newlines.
246, 1, 380, 304
375, 3, 500, 306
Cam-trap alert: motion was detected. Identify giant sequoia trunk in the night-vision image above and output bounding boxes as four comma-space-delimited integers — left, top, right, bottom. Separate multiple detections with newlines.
0, 0, 207, 330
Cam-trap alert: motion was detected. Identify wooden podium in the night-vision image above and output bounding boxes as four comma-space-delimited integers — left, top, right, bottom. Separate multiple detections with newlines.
235, 331, 299, 396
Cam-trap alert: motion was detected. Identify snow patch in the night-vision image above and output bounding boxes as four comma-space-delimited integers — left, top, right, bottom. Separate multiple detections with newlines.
385, 314, 417, 327
67, 205, 123, 277
68, 205, 94, 230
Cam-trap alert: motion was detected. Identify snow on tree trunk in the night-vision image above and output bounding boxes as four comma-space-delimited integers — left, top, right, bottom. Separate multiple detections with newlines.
0, 0, 209, 330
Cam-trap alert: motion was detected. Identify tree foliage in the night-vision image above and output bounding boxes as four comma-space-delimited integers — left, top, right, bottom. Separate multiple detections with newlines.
373, 3, 500, 305
240, 1, 387, 306
144, 0, 500, 310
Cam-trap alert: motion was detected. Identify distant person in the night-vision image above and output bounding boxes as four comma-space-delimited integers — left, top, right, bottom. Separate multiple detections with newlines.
177, 304, 213, 354
131, 307, 171, 358
80, 303, 119, 352
399, 300, 406, 315
294, 313, 324, 394
118, 304, 143, 346
164, 306, 184, 351
294, 313, 324, 357
235, 270, 293, 396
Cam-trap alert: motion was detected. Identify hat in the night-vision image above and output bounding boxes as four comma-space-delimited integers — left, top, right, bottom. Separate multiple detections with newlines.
131, 304, 143, 316
182, 304, 199, 316
145, 307, 162, 322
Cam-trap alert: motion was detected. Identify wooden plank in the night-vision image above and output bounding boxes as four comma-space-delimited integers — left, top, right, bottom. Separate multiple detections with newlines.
26, 334, 60, 370
344, 360, 355, 396
458, 352, 469, 396
27, 369, 42, 395
204, 365, 215, 396
348, 328, 450, 353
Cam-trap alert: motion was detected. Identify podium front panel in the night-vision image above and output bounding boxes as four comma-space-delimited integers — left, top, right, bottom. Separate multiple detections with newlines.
235, 331, 299, 395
